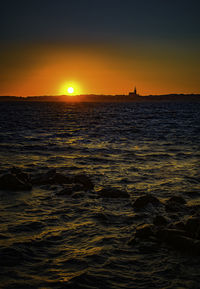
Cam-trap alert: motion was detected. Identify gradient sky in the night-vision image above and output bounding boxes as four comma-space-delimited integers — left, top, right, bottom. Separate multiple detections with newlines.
1, 0, 200, 96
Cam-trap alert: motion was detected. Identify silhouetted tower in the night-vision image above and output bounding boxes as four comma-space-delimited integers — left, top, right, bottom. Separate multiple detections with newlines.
129, 86, 139, 97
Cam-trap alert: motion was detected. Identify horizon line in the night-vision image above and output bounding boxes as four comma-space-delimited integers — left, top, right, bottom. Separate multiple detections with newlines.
1, 92, 200, 98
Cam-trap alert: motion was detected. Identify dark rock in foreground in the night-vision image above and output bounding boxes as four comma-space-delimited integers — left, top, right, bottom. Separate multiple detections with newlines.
129, 193, 200, 255
167, 195, 186, 204
73, 174, 94, 191
132, 194, 160, 209
0, 168, 95, 193
32, 170, 73, 186
153, 215, 169, 226
129, 209, 200, 255
135, 224, 155, 239
185, 216, 200, 239
0, 173, 32, 191
10, 166, 31, 184
50, 173, 73, 185
56, 184, 84, 196
98, 187, 129, 198
157, 228, 200, 254
165, 195, 187, 212
32, 171, 94, 191
169, 220, 185, 231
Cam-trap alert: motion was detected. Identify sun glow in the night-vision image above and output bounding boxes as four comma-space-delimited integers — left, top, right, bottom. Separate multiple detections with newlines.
67, 87, 74, 94
60, 81, 82, 96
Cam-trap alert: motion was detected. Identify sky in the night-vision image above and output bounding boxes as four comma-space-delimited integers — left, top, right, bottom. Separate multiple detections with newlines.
1, 0, 200, 96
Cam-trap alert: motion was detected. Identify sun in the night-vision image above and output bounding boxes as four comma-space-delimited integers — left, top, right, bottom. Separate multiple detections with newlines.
67, 87, 74, 94
60, 81, 81, 95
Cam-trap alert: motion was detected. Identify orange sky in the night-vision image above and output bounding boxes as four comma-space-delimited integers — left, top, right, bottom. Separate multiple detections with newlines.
0, 43, 199, 96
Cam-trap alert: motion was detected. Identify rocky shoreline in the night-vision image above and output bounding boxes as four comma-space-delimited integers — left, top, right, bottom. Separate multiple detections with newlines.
1, 166, 200, 257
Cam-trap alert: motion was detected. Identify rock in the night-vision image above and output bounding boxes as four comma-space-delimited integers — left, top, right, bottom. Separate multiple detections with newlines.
31, 172, 52, 185
11, 167, 31, 183
167, 195, 186, 204
127, 237, 137, 246
165, 202, 179, 212
73, 174, 94, 191
56, 184, 83, 196
185, 216, 200, 239
50, 173, 73, 185
17, 172, 31, 183
0, 173, 32, 191
165, 199, 186, 213
132, 194, 160, 209
165, 196, 187, 212
169, 221, 185, 231
138, 242, 158, 254
188, 204, 200, 215
135, 224, 155, 239
32, 171, 72, 186
55, 187, 74, 196
10, 166, 22, 175
98, 187, 129, 198
10, 166, 31, 184
173, 235, 200, 253
153, 215, 168, 226
32, 170, 93, 189
165, 196, 186, 212
157, 228, 185, 240
156, 228, 200, 254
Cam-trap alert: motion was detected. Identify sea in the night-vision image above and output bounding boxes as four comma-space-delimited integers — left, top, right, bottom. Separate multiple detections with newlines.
0, 101, 200, 289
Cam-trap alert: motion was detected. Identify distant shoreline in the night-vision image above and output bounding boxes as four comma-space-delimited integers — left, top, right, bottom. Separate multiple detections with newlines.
0, 94, 200, 102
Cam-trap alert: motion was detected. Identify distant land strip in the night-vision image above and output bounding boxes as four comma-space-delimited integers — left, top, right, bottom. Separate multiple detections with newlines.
0, 94, 200, 102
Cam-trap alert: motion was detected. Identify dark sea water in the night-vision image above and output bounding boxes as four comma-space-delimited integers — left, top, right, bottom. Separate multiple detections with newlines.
0, 101, 200, 289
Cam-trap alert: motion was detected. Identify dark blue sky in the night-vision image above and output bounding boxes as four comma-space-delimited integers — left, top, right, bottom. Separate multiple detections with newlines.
1, 0, 200, 45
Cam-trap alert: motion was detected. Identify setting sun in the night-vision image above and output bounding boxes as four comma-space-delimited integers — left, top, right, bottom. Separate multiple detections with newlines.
67, 87, 74, 94
59, 81, 82, 96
